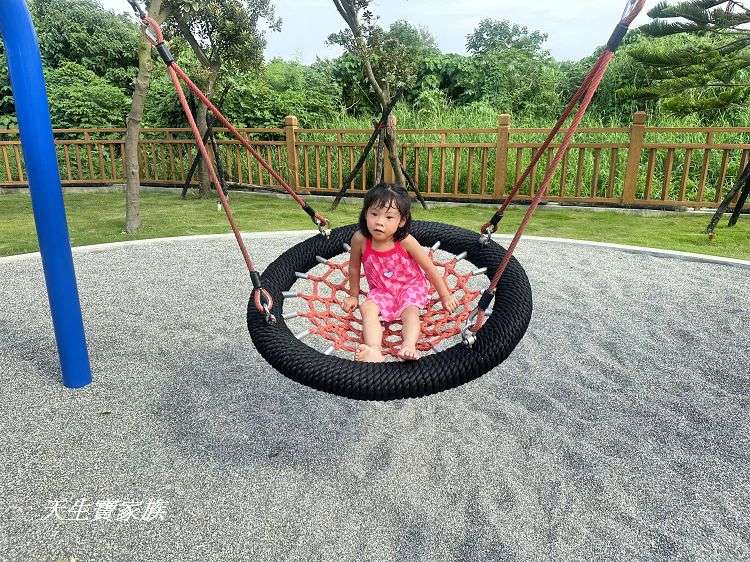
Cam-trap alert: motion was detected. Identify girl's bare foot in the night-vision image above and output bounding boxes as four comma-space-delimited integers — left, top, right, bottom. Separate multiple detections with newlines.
398, 344, 421, 361
355, 344, 384, 363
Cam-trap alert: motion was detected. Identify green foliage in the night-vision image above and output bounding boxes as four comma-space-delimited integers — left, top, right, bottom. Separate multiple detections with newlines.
163, 0, 280, 71
416, 53, 476, 102
560, 33, 659, 120
628, 1, 750, 117
642, 0, 750, 35
461, 49, 562, 117
322, 52, 376, 113
328, 18, 439, 102
466, 19, 548, 57
412, 88, 450, 119
0, 52, 14, 127
28, 0, 140, 93
326, 17, 562, 119
145, 57, 342, 128
222, 60, 341, 128
141, 39, 207, 127
0, 0, 138, 127
45, 62, 130, 128
4, 0, 748, 131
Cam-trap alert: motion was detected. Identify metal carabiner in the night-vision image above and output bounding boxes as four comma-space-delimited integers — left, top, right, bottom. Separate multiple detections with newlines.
262, 301, 276, 325
143, 24, 158, 45
461, 309, 480, 347
253, 285, 276, 325
479, 224, 496, 247
316, 220, 331, 239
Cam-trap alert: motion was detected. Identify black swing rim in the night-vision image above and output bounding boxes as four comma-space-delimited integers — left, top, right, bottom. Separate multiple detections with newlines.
247, 221, 533, 401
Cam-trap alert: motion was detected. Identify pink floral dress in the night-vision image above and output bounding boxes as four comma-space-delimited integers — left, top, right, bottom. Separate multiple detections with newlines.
361, 237, 430, 322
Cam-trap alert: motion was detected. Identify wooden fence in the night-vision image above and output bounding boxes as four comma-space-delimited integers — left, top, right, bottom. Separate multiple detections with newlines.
2, 111, 750, 210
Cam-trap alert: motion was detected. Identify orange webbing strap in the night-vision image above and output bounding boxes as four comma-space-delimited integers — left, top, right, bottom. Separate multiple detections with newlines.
129, 7, 332, 319
138, 14, 329, 231
481, 0, 647, 239
471, 0, 646, 332
479, 55, 608, 237
170, 64, 329, 233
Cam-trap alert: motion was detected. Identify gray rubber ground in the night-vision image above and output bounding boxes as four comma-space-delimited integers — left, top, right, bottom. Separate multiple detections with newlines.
1, 232, 748, 562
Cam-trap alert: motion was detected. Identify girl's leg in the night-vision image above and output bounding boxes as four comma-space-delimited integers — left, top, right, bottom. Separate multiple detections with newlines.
398, 305, 421, 360
355, 299, 384, 362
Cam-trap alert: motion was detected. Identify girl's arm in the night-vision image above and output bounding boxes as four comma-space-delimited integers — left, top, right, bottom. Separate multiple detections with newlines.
344, 231, 365, 311
400, 235, 458, 311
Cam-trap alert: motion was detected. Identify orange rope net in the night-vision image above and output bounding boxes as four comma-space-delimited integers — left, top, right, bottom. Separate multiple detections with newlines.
286, 247, 484, 358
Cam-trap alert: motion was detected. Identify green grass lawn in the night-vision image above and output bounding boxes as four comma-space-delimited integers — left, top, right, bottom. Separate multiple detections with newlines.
0, 189, 748, 260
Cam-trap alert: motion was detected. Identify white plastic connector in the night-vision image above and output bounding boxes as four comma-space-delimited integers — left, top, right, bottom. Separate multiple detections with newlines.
294, 329, 312, 340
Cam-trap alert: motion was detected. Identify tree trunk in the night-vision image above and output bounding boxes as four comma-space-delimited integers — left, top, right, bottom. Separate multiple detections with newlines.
331, 3, 405, 186
124, 0, 166, 233
384, 114, 405, 185
373, 122, 385, 185
706, 160, 750, 235
728, 174, 750, 227
196, 67, 218, 197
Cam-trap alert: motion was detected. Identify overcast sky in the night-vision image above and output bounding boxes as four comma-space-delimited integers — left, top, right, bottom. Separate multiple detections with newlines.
104, 0, 660, 63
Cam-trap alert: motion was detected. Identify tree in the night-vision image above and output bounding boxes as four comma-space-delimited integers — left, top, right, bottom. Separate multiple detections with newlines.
466, 19, 548, 57
461, 48, 562, 118
0, 52, 14, 128
415, 53, 473, 104
326, 20, 438, 116
628, 0, 750, 233
162, 0, 279, 196
323, 52, 381, 115
28, 0, 140, 94
329, 4, 431, 185
627, 1, 750, 115
46, 62, 130, 128
125, 0, 278, 232
458, 19, 561, 118
125, 0, 169, 233
0, 0, 140, 129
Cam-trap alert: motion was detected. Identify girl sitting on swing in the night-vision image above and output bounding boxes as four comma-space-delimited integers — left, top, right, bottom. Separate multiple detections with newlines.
343, 184, 458, 362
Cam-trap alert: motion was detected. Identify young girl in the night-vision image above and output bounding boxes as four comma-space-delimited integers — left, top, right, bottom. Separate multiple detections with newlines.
343, 183, 458, 362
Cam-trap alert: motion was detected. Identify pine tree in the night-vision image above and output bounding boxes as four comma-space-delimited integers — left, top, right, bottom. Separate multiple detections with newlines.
626, 1, 750, 234
625, 1, 750, 115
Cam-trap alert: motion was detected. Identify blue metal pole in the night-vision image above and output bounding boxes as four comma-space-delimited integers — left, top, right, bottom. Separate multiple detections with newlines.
0, 0, 92, 388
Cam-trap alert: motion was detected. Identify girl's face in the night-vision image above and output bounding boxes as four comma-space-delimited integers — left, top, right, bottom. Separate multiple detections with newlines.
366, 200, 405, 242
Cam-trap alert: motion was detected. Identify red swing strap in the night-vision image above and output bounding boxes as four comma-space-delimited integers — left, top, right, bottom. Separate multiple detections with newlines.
468, 0, 647, 334
128, 2, 330, 321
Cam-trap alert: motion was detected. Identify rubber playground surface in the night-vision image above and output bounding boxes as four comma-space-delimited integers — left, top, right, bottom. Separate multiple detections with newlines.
1, 231, 748, 561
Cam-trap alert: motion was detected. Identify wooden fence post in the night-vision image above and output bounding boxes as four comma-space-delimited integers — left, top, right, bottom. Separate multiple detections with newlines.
622, 111, 647, 205
493, 113, 511, 199
284, 115, 299, 189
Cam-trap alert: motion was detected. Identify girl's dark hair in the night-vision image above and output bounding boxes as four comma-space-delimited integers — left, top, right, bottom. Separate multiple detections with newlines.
358, 183, 412, 241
